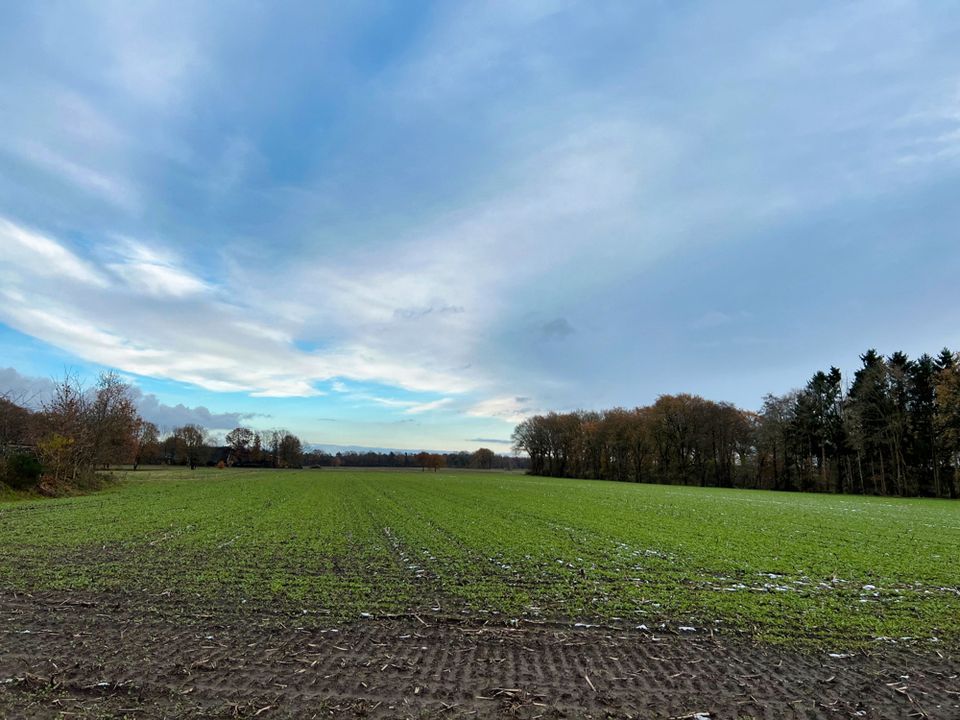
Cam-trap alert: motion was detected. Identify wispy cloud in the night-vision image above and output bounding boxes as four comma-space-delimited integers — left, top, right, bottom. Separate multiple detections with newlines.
467, 396, 539, 424
403, 398, 453, 414
0, 217, 107, 287
106, 239, 210, 298
15, 142, 138, 210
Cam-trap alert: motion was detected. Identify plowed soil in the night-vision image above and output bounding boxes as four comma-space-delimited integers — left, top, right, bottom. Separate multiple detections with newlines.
1, 591, 957, 719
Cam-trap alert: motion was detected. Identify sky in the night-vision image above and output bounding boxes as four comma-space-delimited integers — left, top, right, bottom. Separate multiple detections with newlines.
1, 1, 960, 451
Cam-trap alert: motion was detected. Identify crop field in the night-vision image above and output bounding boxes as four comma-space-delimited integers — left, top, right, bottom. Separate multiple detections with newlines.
2, 468, 960, 719
2, 467, 959, 644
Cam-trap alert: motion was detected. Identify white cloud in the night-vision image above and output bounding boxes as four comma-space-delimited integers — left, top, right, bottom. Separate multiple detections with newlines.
0, 217, 107, 287
353, 395, 450, 414
403, 398, 453, 415
0, 215, 476, 398
467, 396, 539, 424
108, 260, 209, 298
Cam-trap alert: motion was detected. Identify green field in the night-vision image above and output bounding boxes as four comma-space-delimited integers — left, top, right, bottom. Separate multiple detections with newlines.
1, 468, 958, 647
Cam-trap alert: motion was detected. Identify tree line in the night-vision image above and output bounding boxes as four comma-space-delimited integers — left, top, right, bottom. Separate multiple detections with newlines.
512, 348, 960, 498
0, 372, 523, 493
298, 447, 526, 471
0, 373, 309, 492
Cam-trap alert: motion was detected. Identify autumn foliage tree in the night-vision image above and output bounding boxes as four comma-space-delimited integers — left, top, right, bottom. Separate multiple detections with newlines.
132, 420, 160, 470
225, 426, 255, 463
277, 432, 303, 468
472, 447, 495, 469
173, 424, 209, 470
3, 371, 144, 490
514, 348, 960, 498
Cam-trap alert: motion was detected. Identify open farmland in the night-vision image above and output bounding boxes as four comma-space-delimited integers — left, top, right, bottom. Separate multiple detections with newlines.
2, 468, 959, 718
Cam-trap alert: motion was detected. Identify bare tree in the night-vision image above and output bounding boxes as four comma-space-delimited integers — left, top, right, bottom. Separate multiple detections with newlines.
87, 372, 139, 469
133, 420, 160, 470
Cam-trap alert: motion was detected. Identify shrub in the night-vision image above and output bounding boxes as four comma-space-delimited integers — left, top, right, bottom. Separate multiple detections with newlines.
5, 453, 43, 490
73, 468, 114, 492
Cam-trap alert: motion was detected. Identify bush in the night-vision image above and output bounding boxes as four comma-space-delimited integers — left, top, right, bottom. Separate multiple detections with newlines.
5, 453, 43, 490
73, 468, 114, 492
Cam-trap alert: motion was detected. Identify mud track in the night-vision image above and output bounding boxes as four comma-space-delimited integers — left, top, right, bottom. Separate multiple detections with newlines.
1, 590, 957, 719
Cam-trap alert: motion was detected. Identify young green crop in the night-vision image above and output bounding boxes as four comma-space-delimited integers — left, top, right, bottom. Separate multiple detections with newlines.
1, 467, 957, 647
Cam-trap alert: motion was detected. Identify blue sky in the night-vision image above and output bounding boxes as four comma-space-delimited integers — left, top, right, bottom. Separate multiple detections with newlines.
1, 1, 960, 450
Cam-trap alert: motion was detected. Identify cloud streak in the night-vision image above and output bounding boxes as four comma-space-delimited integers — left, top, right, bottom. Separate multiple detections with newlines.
0, 218, 107, 287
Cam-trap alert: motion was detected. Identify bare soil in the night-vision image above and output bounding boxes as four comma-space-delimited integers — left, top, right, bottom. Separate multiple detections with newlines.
1, 590, 957, 719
